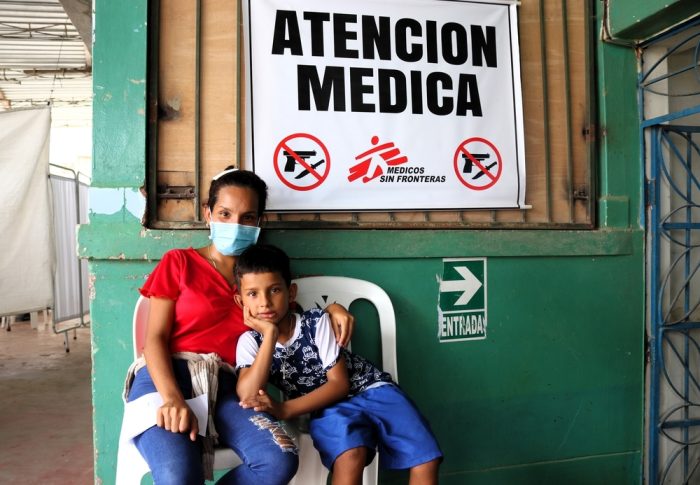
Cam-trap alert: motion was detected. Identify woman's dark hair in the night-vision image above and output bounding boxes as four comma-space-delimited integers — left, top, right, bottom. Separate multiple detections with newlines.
207, 166, 268, 215
235, 244, 292, 287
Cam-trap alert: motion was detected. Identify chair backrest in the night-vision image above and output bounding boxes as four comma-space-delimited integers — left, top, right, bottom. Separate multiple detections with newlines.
292, 276, 398, 382
132, 295, 149, 360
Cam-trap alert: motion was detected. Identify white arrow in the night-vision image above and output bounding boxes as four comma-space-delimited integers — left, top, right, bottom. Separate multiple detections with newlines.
439, 266, 482, 305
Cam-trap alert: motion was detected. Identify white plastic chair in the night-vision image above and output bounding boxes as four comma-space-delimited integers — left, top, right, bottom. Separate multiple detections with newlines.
115, 295, 242, 484
289, 276, 398, 485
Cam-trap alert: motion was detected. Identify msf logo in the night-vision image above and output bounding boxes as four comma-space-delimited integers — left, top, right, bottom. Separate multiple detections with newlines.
348, 136, 408, 183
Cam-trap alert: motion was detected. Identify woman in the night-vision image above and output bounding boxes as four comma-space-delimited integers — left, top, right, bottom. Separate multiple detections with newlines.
125, 167, 354, 484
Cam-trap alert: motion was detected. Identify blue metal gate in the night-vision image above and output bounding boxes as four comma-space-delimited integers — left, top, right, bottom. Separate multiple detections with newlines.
648, 124, 700, 484
644, 21, 700, 484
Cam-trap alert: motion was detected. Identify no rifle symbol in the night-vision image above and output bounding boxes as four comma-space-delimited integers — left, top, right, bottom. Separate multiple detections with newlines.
453, 137, 502, 190
273, 133, 331, 191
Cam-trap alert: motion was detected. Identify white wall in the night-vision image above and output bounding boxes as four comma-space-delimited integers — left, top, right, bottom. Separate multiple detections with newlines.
49, 105, 92, 177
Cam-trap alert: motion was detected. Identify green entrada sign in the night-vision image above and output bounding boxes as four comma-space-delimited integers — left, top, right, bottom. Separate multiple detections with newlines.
437, 258, 487, 342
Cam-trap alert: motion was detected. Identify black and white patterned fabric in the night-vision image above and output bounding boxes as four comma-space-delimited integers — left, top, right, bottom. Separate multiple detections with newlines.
237, 308, 393, 399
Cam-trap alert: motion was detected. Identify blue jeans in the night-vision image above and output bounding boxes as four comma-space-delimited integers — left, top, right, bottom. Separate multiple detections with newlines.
128, 360, 298, 485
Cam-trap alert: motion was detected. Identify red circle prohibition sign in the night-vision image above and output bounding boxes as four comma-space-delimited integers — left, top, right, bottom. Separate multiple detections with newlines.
453, 137, 503, 190
273, 133, 331, 191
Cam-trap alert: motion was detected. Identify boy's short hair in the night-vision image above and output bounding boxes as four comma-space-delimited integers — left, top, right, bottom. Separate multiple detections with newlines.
235, 244, 292, 287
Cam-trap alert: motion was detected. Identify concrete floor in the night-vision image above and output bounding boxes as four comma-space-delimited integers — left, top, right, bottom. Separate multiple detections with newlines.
0, 316, 94, 484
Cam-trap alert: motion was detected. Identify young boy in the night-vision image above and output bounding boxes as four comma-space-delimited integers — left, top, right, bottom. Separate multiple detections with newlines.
234, 244, 442, 485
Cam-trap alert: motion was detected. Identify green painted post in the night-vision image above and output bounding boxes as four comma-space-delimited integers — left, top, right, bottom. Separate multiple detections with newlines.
90, 1, 161, 482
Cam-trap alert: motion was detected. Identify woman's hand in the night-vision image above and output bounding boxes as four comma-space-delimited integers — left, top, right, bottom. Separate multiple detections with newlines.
325, 303, 355, 347
239, 389, 285, 419
157, 397, 199, 441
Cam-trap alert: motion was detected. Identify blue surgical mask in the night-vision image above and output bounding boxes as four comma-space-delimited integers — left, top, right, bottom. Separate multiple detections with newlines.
209, 222, 260, 256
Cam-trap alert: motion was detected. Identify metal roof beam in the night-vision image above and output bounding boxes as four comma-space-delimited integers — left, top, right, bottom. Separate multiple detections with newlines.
57, 0, 90, 54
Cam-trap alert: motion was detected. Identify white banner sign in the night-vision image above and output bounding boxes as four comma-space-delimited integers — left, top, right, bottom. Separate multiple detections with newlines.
243, 0, 525, 211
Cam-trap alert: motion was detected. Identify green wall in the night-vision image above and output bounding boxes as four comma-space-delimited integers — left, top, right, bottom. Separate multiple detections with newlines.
608, 0, 699, 42
85, 1, 646, 483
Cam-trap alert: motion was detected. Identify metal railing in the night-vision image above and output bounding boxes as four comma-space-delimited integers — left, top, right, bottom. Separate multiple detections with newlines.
642, 17, 700, 484
49, 163, 90, 352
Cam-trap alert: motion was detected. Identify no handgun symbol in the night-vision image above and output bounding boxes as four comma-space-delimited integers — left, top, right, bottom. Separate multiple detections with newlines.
453, 137, 503, 190
273, 133, 331, 191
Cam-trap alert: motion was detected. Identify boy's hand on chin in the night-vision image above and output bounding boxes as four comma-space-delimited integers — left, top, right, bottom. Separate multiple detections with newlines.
242, 306, 278, 337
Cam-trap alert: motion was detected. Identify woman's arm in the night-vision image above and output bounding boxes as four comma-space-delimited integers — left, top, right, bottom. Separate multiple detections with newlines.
325, 304, 355, 347
142, 296, 198, 441
236, 307, 279, 400
240, 357, 350, 421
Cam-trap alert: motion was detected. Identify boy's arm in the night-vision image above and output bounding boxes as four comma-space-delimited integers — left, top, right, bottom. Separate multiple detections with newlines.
236, 307, 279, 400
241, 356, 350, 421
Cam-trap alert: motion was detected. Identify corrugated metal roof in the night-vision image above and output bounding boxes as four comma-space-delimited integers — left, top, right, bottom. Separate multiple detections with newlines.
0, 0, 92, 126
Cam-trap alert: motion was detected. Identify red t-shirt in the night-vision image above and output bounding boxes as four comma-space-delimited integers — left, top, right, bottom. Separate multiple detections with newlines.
139, 247, 246, 365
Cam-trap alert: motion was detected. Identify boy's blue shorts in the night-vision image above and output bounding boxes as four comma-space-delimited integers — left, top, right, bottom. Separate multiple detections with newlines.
308, 383, 443, 470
